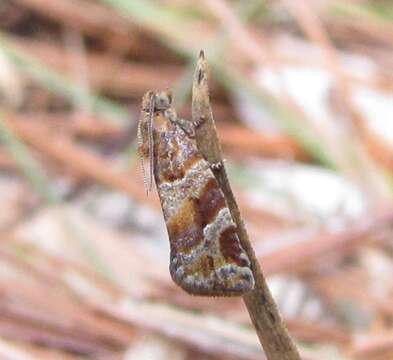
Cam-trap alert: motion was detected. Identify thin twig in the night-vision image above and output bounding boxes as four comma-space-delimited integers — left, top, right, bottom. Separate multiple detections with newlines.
192, 51, 301, 360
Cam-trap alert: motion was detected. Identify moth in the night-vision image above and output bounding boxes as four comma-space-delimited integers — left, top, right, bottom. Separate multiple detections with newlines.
138, 90, 254, 296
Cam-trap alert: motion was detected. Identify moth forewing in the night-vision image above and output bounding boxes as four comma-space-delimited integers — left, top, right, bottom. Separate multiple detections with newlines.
139, 90, 255, 296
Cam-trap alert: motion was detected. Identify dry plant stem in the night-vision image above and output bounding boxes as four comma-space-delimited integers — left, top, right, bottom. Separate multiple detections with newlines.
192, 52, 301, 360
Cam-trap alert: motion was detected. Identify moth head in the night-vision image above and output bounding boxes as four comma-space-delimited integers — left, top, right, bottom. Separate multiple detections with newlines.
137, 90, 173, 195
138, 90, 174, 156
153, 91, 173, 111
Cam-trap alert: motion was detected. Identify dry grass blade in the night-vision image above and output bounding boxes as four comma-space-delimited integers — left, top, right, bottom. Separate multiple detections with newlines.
1, 114, 150, 204
1, 0, 393, 359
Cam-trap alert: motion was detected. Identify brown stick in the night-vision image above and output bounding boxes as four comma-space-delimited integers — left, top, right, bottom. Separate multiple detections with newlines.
192, 51, 301, 360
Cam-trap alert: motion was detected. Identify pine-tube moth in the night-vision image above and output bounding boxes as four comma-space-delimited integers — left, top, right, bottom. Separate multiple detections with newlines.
138, 91, 254, 296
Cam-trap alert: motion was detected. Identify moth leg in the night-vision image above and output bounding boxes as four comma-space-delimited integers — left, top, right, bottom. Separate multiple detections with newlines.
166, 109, 222, 171
192, 115, 206, 128
177, 118, 196, 137
210, 160, 224, 171
165, 109, 196, 138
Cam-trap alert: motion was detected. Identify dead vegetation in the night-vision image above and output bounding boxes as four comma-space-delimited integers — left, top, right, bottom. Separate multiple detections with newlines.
0, 0, 393, 359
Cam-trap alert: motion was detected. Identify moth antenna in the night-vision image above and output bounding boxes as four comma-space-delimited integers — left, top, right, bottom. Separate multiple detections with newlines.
137, 116, 149, 196
147, 93, 155, 193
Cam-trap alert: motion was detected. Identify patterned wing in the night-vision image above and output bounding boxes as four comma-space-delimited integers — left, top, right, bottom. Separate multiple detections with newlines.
153, 111, 254, 296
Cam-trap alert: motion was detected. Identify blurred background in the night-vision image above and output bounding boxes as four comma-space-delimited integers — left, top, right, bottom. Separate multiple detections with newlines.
0, 0, 393, 359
